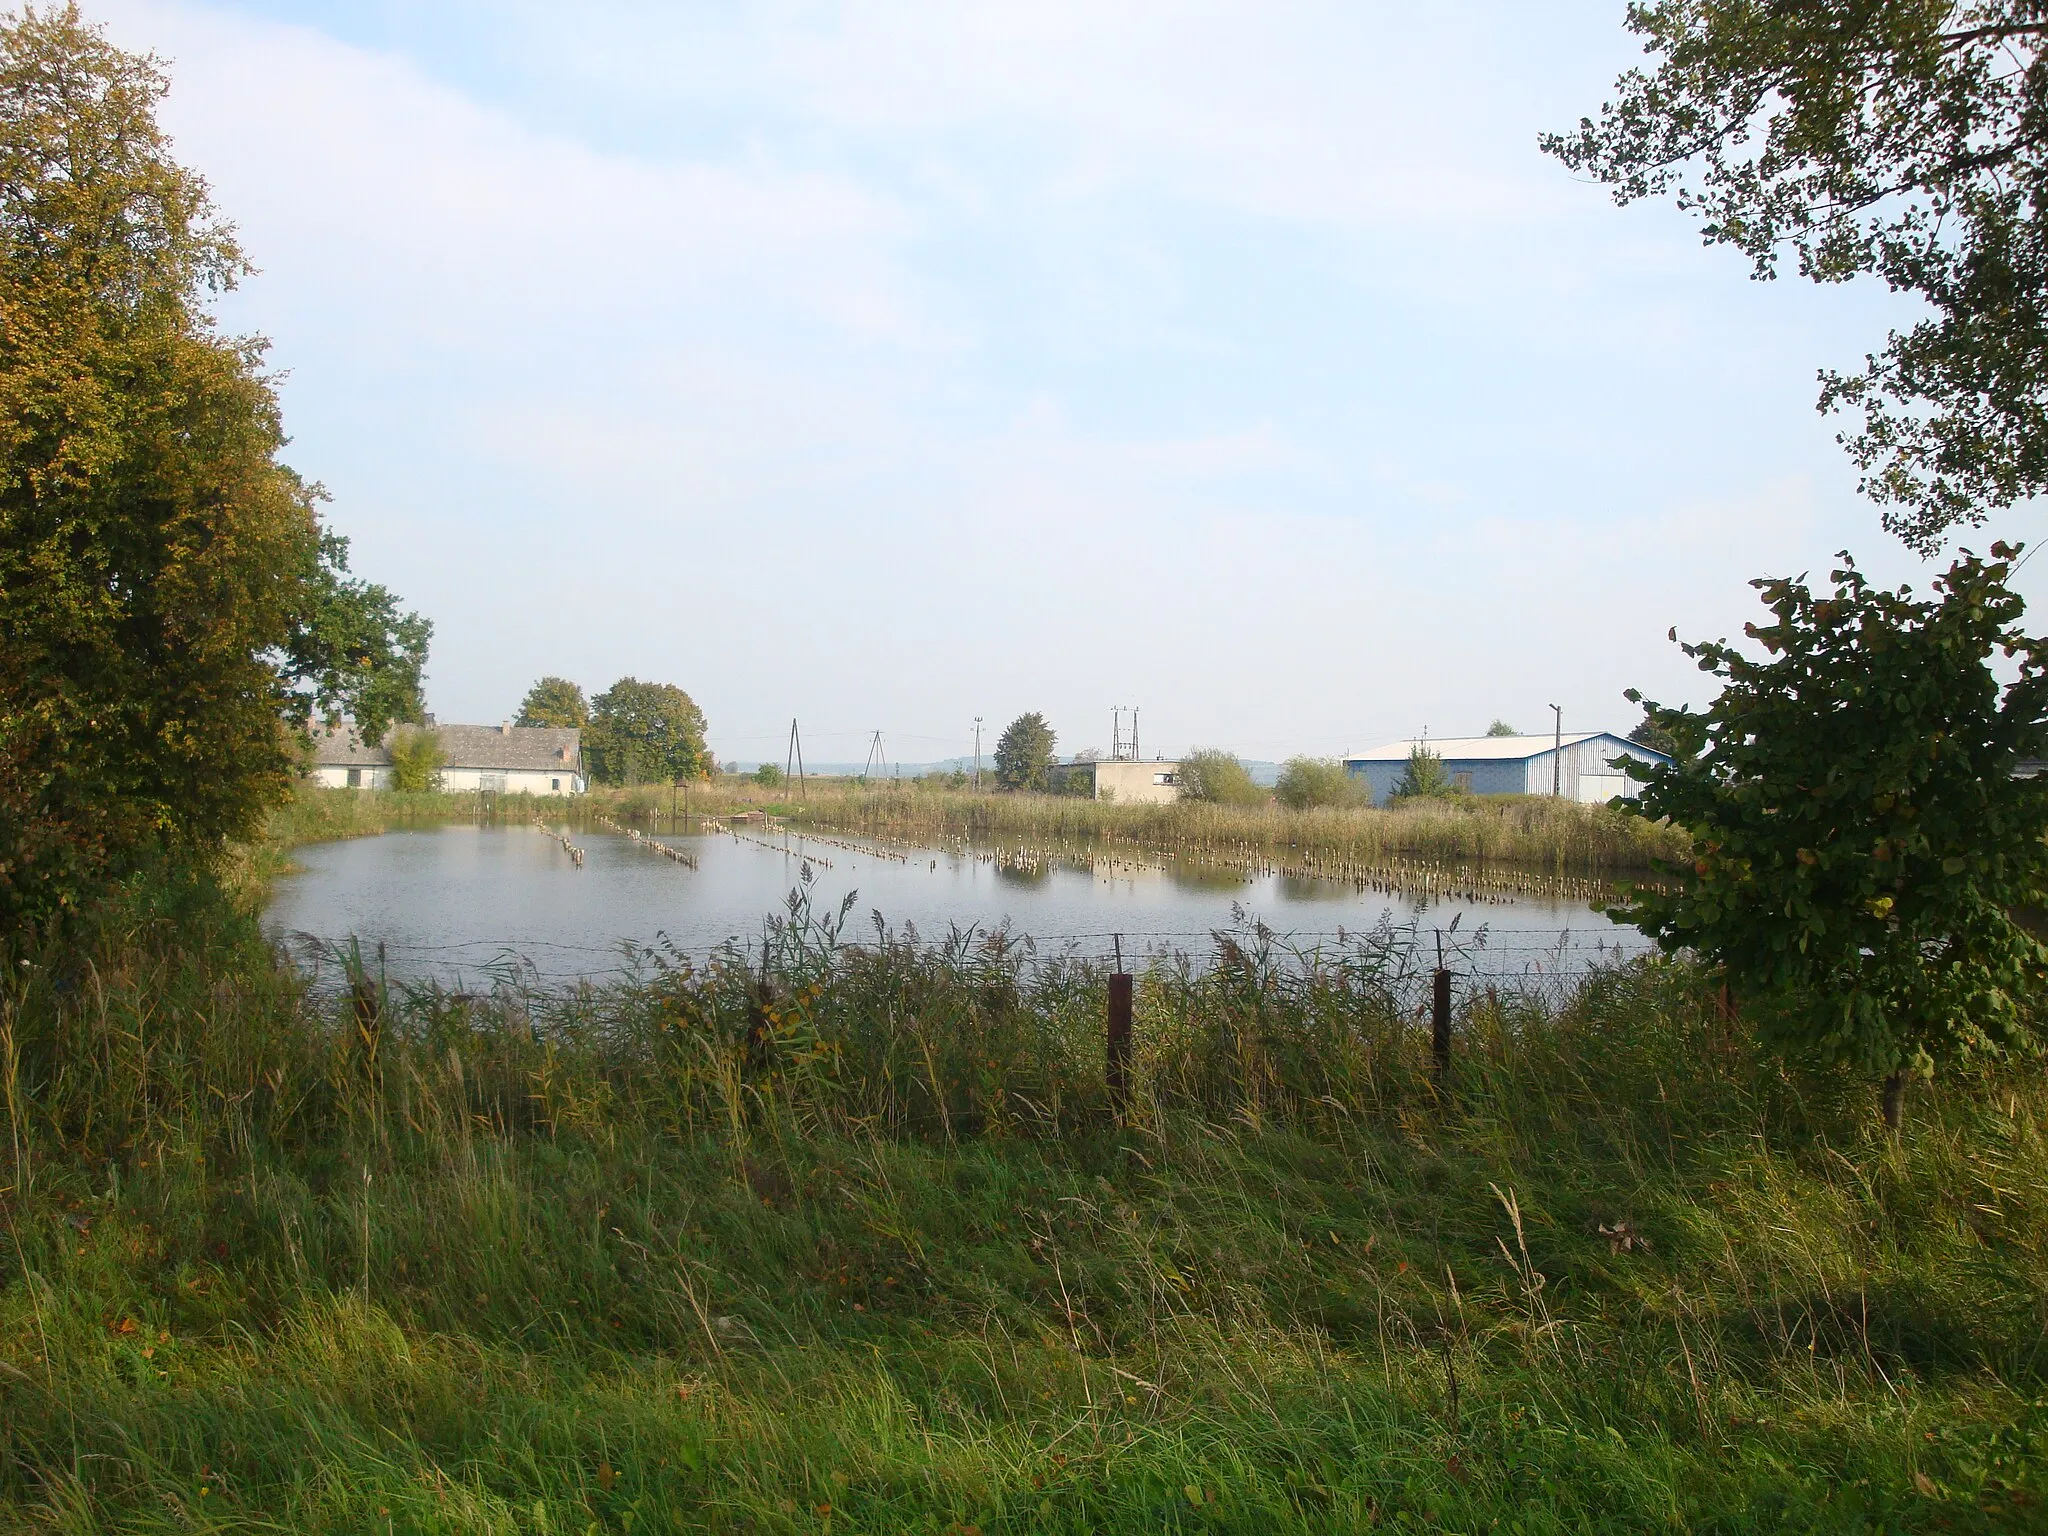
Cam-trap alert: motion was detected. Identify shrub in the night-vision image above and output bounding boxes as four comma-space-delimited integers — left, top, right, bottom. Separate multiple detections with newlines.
1612, 546, 2048, 1127
1389, 745, 1459, 801
1177, 749, 1265, 806
1275, 756, 1364, 810
387, 729, 445, 792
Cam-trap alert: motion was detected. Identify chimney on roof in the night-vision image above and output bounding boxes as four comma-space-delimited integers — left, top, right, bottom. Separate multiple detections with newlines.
500, 720, 511, 735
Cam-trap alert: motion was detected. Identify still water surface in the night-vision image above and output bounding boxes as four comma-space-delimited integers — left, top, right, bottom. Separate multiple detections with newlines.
265, 823, 1644, 986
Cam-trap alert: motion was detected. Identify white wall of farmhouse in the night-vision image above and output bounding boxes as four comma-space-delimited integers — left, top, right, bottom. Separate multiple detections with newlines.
439, 766, 584, 795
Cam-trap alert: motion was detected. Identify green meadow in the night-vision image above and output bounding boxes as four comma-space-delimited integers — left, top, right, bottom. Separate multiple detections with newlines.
1, 862, 2041, 1532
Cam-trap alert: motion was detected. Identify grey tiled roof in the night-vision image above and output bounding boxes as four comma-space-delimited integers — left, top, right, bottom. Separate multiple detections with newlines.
309, 724, 582, 773
310, 726, 393, 767
434, 725, 582, 772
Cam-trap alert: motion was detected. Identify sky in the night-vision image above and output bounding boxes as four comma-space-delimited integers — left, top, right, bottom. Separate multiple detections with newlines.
90, 0, 2034, 768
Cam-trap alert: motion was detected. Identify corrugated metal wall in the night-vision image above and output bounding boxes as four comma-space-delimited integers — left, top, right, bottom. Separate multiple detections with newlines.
1344, 735, 1664, 806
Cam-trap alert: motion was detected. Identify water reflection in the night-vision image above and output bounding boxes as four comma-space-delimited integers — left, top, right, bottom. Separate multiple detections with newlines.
264, 822, 1644, 986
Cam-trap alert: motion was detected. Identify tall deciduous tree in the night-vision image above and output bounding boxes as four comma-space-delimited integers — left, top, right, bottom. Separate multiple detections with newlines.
586, 678, 708, 786
1546, 3, 2048, 551
0, 5, 428, 928
1610, 546, 2048, 1127
517, 676, 588, 729
993, 713, 1056, 792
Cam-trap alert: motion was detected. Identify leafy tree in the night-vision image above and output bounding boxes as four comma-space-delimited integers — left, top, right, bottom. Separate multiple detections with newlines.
1389, 745, 1458, 801
387, 728, 444, 793
993, 713, 1056, 792
1546, 3, 2048, 553
753, 762, 785, 788
1629, 709, 1684, 762
0, 7, 427, 929
1486, 720, 1519, 737
1177, 749, 1265, 806
1609, 546, 2048, 1128
516, 676, 588, 729
285, 529, 431, 744
1275, 756, 1363, 810
585, 678, 708, 786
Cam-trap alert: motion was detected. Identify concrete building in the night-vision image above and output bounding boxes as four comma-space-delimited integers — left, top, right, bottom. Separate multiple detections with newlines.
1343, 733, 1668, 807
1046, 757, 1182, 804
309, 722, 586, 795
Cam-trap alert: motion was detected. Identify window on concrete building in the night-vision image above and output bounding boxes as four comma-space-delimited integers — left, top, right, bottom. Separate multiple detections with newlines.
346, 768, 361, 788
551, 777, 561, 792
1154, 772, 1176, 785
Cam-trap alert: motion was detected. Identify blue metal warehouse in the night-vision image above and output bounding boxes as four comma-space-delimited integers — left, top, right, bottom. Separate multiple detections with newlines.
1343, 733, 1670, 807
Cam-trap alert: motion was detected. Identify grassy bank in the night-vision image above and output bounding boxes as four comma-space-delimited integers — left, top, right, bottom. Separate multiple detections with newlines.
0, 875, 2042, 1531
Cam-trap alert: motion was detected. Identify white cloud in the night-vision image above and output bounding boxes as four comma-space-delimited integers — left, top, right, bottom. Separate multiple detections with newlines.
76, 0, 1979, 760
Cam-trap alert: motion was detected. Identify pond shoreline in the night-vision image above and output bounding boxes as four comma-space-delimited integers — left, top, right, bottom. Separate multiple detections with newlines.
262, 817, 1651, 990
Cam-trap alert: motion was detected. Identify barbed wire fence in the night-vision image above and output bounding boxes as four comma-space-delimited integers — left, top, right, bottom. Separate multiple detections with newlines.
281, 916, 1663, 1010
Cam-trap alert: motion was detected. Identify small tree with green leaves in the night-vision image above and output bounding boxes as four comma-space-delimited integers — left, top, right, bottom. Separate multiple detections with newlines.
1485, 720, 1518, 737
1177, 749, 1265, 806
993, 713, 1056, 792
1275, 756, 1362, 810
387, 728, 444, 793
1389, 745, 1457, 801
753, 762, 784, 788
1611, 547, 2048, 1128
517, 676, 587, 729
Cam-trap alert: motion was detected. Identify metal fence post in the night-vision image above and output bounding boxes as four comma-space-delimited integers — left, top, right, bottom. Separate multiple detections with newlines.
1106, 972, 1133, 1118
1432, 966, 1453, 1090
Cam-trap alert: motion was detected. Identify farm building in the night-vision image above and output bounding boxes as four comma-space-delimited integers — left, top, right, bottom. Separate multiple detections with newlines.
1343, 733, 1668, 807
309, 722, 586, 795
1045, 758, 1182, 804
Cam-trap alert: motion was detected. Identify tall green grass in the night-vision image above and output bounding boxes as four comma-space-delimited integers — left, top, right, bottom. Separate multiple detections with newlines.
0, 872, 2042, 1530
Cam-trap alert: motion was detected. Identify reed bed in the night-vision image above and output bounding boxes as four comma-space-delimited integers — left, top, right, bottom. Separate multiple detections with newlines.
714, 781, 1688, 878
0, 869, 2043, 1530
275, 781, 1689, 890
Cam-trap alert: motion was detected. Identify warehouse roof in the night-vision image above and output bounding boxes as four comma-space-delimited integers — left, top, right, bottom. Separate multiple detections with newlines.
1346, 733, 1623, 763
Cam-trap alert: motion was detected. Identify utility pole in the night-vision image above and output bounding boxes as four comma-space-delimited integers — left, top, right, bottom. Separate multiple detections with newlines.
786, 718, 807, 799
864, 729, 887, 781
973, 716, 984, 791
1551, 704, 1563, 797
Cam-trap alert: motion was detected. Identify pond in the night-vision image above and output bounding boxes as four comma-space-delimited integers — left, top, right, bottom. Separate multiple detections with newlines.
264, 821, 1650, 987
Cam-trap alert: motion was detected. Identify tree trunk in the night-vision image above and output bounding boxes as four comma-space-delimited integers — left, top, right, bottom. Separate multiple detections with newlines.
1881, 1070, 1907, 1133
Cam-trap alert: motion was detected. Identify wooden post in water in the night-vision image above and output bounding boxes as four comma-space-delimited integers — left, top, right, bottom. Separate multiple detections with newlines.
1432, 966, 1453, 1090
1106, 934, 1132, 1119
